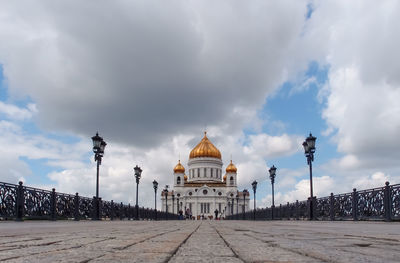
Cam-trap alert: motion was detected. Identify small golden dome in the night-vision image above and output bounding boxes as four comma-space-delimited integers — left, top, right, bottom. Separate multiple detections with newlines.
226, 160, 237, 173
223, 174, 227, 181
184, 174, 188, 181
173, 160, 185, 173
189, 132, 221, 159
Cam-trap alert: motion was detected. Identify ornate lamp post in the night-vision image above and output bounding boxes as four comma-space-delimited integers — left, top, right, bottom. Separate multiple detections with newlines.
172, 193, 175, 214
303, 133, 316, 220
163, 187, 169, 220
269, 165, 277, 220
91, 132, 106, 220
235, 192, 239, 220
153, 180, 158, 220
177, 195, 180, 215
252, 180, 258, 221
231, 195, 234, 218
242, 189, 248, 220
134, 165, 142, 220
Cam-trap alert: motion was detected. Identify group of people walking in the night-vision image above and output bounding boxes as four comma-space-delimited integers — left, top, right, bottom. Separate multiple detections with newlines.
177, 208, 222, 220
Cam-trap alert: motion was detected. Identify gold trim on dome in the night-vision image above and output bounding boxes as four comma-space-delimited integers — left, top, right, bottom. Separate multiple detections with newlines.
189, 132, 221, 159
184, 174, 188, 181
173, 160, 185, 173
226, 160, 237, 173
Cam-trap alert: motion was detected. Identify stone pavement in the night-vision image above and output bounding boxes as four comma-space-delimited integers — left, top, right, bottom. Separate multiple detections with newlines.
0, 220, 399, 263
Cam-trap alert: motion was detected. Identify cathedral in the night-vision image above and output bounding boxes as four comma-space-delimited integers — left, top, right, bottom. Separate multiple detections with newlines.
161, 132, 249, 219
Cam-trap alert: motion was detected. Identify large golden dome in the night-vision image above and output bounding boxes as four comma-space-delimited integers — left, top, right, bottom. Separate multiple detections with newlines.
173, 160, 185, 173
189, 132, 221, 159
226, 160, 237, 173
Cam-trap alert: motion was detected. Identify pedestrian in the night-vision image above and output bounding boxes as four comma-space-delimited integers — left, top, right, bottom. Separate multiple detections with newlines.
179, 209, 183, 220
214, 209, 219, 220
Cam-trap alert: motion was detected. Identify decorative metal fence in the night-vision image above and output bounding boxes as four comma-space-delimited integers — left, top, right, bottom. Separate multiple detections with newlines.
227, 182, 400, 221
0, 181, 178, 221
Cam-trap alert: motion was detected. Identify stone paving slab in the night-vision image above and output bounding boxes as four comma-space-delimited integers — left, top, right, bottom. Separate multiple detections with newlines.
0, 220, 399, 262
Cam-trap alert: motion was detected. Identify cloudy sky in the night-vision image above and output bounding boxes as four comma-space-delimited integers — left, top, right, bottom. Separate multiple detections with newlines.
1, 0, 399, 208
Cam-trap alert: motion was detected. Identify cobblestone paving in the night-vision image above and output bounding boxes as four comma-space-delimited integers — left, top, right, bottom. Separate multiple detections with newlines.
0, 220, 399, 262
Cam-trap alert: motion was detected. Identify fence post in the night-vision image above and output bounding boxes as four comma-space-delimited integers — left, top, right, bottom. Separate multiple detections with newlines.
98, 198, 102, 220
50, 188, 56, 221
111, 200, 115, 221
271, 205, 274, 220
312, 196, 317, 220
352, 188, 358, 221
384, 181, 392, 222
74, 193, 80, 221
295, 200, 299, 220
92, 196, 98, 220
286, 202, 290, 220
120, 202, 123, 220
15, 181, 24, 221
329, 193, 334, 221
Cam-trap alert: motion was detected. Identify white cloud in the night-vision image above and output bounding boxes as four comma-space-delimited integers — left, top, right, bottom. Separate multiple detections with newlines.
352, 172, 390, 190
0, 0, 309, 147
0, 102, 36, 120
260, 175, 335, 207
244, 133, 303, 158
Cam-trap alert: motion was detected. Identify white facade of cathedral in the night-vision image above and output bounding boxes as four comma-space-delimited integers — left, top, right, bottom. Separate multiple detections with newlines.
161, 132, 249, 219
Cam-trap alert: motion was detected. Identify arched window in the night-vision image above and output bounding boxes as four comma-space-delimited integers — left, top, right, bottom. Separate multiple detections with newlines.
230, 176, 234, 185
211, 168, 213, 178
177, 177, 181, 185
197, 168, 200, 177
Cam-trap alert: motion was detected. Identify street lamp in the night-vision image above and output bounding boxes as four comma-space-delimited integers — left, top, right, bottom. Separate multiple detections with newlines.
172, 192, 175, 214
252, 180, 258, 221
303, 133, 316, 220
242, 189, 248, 220
235, 192, 239, 220
227, 199, 230, 217
134, 165, 142, 220
91, 132, 106, 220
269, 165, 277, 220
231, 194, 234, 218
153, 180, 158, 220
163, 187, 169, 220
177, 195, 180, 215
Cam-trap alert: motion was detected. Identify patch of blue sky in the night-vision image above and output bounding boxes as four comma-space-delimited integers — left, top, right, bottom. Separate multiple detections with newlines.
0, 64, 34, 108
1, 63, 91, 185
306, 2, 314, 20
252, 61, 339, 201
18, 157, 62, 185
0, 64, 8, 101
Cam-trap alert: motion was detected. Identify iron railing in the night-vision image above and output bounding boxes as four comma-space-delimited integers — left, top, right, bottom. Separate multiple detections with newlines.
0, 181, 179, 221
227, 182, 400, 221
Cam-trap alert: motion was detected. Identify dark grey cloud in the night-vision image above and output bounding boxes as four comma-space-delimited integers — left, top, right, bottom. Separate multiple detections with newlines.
0, 0, 308, 147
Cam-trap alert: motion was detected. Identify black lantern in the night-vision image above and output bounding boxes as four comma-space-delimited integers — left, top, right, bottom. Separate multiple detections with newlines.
134, 165, 142, 220
92, 132, 103, 151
